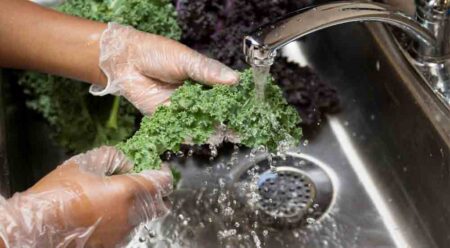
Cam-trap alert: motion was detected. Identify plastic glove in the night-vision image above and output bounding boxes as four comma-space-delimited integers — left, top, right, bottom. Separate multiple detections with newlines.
0, 146, 172, 248
91, 22, 240, 115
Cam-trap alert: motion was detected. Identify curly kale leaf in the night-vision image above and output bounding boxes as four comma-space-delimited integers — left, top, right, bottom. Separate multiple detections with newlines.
19, 0, 181, 153
117, 69, 302, 173
58, 0, 181, 39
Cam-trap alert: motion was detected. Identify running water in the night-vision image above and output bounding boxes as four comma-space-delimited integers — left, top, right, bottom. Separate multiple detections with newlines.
252, 65, 271, 100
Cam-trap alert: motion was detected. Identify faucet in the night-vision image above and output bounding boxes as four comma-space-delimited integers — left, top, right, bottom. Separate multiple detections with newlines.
243, 1, 450, 110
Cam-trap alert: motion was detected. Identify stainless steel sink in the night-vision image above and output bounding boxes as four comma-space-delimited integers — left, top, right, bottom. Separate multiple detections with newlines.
129, 23, 450, 248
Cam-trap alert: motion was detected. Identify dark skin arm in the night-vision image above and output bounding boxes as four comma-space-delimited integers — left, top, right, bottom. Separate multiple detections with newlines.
0, 1, 109, 247
0, 0, 107, 86
0, 1, 238, 246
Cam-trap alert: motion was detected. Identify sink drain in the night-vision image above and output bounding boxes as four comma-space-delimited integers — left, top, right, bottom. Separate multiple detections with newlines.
234, 153, 334, 228
257, 167, 315, 219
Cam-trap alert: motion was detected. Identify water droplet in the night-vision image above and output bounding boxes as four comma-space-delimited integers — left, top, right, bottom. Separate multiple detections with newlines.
218, 177, 227, 188
210, 144, 218, 157
187, 149, 194, 156
165, 152, 172, 160
298, 160, 306, 166
223, 207, 235, 216
218, 229, 237, 239
148, 230, 156, 238
251, 231, 262, 248
306, 217, 316, 224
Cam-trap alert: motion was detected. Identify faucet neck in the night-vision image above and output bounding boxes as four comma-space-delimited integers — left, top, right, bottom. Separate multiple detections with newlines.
416, 0, 450, 56
243, 2, 436, 67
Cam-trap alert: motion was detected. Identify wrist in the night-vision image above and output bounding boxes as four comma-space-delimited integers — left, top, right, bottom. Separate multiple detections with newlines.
91, 23, 136, 96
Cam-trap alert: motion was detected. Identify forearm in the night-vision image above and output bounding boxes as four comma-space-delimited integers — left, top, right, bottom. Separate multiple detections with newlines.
0, 237, 5, 248
0, 0, 106, 85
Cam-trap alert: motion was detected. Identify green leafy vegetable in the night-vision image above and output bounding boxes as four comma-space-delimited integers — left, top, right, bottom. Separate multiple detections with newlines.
18, 0, 181, 153
57, 0, 181, 39
117, 69, 302, 173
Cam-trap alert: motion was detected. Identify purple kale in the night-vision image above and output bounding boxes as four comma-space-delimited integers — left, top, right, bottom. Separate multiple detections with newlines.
272, 57, 340, 126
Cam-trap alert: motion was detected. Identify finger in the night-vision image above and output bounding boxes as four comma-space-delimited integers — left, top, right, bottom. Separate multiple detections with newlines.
183, 51, 240, 86
120, 75, 177, 115
71, 146, 134, 176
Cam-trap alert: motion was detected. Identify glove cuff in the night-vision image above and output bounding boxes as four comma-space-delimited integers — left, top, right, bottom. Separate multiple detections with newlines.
91, 22, 134, 96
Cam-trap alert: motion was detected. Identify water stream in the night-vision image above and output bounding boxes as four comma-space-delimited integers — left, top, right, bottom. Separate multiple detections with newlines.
252, 65, 271, 100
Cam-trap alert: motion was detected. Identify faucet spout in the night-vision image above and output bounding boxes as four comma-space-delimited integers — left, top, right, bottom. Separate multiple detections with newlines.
243, 2, 436, 66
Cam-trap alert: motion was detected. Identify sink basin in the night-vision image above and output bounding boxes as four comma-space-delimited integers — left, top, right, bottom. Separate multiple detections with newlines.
128, 23, 450, 248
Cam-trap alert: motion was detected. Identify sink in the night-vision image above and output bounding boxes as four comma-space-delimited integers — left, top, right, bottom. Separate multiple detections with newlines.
128, 23, 450, 248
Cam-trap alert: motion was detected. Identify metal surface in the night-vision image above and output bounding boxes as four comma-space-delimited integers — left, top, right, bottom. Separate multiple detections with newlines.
125, 21, 450, 247
255, 168, 316, 220
243, 1, 450, 110
232, 154, 334, 227
415, 0, 450, 56
243, 2, 436, 66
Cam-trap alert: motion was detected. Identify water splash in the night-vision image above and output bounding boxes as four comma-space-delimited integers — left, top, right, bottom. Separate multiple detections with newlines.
126, 135, 367, 247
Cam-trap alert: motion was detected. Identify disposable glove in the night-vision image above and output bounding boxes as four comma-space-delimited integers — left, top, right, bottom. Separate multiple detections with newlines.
91, 22, 240, 115
0, 146, 172, 248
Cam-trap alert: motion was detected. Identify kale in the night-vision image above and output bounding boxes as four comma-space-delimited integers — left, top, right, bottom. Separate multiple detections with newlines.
18, 0, 181, 153
174, 0, 339, 125
19, 73, 136, 152
117, 69, 302, 173
58, 0, 181, 40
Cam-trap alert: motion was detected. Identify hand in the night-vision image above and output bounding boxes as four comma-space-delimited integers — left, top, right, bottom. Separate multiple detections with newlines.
0, 146, 172, 248
91, 22, 240, 115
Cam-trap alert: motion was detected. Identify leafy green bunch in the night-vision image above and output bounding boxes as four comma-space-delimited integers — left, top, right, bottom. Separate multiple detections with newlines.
117, 69, 303, 173
18, 0, 181, 153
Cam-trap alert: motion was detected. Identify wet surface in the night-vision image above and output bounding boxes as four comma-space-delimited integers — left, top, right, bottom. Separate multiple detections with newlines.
127, 23, 450, 248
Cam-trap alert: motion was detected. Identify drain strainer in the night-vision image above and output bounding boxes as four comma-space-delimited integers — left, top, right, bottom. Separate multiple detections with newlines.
257, 167, 316, 219
234, 153, 334, 228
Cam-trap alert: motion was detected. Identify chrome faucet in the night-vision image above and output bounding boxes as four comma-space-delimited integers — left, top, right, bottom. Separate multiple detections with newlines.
243, 1, 450, 110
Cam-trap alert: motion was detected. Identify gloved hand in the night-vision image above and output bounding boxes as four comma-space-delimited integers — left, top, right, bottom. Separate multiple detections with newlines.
91, 22, 240, 115
0, 146, 172, 248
